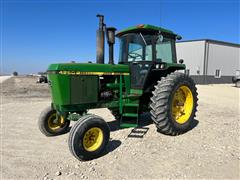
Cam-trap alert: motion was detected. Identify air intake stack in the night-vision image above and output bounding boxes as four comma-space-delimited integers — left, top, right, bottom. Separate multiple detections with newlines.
106, 27, 117, 64
96, 14, 105, 64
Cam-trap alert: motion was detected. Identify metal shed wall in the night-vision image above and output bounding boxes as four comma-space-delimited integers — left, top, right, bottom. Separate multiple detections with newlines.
176, 41, 205, 75
176, 39, 240, 84
205, 42, 240, 83
176, 41, 205, 83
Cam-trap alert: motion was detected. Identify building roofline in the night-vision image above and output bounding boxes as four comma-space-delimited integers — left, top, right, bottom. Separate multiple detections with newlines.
177, 39, 240, 48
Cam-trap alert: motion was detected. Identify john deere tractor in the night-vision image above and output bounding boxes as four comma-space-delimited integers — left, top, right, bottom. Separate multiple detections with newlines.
39, 15, 198, 160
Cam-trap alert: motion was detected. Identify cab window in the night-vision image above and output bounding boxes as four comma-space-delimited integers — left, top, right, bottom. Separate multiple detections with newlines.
128, 43, 143, 61
119, 33, 153, 62
156, 37, 175, 63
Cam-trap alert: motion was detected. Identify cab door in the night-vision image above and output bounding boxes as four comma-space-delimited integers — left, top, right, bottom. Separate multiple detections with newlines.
130, 61, 153, 89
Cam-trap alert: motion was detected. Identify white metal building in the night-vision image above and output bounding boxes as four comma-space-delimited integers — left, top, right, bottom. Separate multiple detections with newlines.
176, 39, 240, 84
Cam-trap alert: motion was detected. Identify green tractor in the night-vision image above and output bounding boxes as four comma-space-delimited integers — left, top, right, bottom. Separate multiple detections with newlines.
39, 15, 198, 160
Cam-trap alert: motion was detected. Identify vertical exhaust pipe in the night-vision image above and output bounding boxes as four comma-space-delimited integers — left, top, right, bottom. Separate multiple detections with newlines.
96, 14, 105, 64
106, 27, 117, 64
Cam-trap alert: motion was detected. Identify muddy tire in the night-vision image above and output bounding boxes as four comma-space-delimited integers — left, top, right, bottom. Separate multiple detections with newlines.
38, 106, 70, 136
68, 115, 110, 161
150, 72, 198, 135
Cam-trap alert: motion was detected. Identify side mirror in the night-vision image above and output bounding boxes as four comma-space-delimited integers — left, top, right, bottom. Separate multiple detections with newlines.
179, 59, 184, 64
156, 34, 164, 43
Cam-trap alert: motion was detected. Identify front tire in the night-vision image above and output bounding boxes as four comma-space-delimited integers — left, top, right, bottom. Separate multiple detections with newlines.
68, 115, 110, 161
150, 72, 198, 135
38, 106, 70, 136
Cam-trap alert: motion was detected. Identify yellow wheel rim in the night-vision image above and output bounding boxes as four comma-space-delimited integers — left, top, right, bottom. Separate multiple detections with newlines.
83, 127, 103, 152
47, 113, 65, 131
171, 85, 194, 124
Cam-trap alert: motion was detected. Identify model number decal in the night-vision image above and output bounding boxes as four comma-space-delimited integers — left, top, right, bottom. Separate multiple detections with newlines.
58, 71, 129, 76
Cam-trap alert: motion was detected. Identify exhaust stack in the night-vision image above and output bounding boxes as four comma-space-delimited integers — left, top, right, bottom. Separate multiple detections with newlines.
96, 14, 105, 64
106, 27, 117, 64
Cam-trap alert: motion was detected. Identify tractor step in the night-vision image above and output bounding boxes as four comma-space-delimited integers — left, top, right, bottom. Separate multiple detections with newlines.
127, 127, 149, 138
124, 103, 139, 107
120, 97, 139, 128
122, 113, 138, 117
120, 113, 139, 129
120, 123, 138, 128
123, 94, 140, 100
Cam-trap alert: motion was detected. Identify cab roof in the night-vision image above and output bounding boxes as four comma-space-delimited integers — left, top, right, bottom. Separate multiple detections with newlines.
116, 24, 178, 37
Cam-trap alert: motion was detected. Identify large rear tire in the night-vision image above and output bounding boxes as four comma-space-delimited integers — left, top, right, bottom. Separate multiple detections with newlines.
68, 115, 110, 161
150, 72, 198, 135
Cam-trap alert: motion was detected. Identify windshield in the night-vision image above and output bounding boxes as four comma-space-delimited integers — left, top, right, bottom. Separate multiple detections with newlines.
119, 33, 153, 62
155, 36, 175, 63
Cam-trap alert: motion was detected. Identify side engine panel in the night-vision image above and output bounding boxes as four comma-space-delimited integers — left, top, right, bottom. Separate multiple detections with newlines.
71, 76, 98, 104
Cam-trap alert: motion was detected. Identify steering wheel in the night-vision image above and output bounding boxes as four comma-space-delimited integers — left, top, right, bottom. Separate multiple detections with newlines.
128, 52, 143, 61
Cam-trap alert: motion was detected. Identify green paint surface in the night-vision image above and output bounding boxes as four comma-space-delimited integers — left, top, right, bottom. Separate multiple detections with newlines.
48, 63, 129, 73
116, 24, 177, 37
48, 74, 70, 105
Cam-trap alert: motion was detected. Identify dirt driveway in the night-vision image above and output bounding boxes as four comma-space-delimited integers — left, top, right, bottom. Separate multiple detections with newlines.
1, 77, 239, 179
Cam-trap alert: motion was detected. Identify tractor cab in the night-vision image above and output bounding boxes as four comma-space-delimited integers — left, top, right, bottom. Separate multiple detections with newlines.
116, 24, 184, 90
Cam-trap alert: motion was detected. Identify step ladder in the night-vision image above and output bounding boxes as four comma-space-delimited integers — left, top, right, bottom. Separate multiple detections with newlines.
119, 75, 140, 128
120, 101, 140, 128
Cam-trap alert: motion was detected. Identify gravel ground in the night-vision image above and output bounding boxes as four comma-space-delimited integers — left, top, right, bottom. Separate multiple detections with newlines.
0, 76, 239, 179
